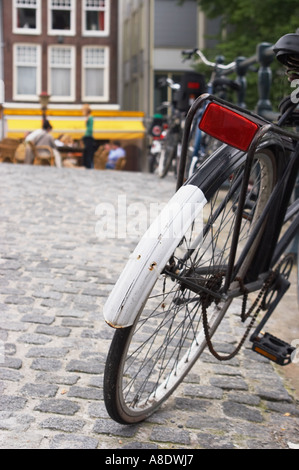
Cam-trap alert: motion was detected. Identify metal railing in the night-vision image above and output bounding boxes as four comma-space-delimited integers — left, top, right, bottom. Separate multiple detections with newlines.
195, 42, 277, 120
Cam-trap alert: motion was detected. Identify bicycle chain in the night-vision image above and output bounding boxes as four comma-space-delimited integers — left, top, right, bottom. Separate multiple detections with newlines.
201, 270, 277, 362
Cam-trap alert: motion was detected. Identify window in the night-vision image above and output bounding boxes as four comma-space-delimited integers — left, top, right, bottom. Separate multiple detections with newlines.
83, 0, 110, 36
49, 46, 75, 101
48, 0, 76, 36
154, 0, 197, 48
14, 44, 41, 100
82, 47, 109, 101
13, 0, 41, 34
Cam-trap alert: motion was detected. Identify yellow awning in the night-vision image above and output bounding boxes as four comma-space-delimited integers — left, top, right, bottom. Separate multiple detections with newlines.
5, 117, 145, 140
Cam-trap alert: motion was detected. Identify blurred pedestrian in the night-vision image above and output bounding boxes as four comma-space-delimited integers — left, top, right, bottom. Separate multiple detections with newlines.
82, 104, 94, 169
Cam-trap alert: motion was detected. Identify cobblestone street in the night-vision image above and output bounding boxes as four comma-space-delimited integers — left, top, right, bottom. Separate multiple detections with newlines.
0, 163, 298, 450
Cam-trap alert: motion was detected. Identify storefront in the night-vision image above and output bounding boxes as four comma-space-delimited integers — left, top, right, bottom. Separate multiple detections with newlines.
2, 106, 146, 171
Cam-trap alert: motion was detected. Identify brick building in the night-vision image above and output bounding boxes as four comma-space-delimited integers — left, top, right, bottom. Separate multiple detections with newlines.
0, 0, 145, 153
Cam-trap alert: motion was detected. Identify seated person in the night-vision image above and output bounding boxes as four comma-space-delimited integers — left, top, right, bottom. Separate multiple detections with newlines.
94, 142, 110, 170
106, 141, 126, 169
25, 120, 62, 167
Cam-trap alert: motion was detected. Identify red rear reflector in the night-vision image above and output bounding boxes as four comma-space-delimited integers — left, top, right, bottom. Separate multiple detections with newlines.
188, 82, 200, 90
199, 103, 259, 151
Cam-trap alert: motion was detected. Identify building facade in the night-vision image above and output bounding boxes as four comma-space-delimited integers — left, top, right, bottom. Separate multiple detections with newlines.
0, 0, 146, 150
3, 0, 118, 107
119, 0, 153, 118
119, 0, 220, 117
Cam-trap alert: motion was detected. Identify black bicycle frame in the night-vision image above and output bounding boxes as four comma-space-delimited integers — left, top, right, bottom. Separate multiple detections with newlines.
234, 141, 299, 285
177, 93, 299, 296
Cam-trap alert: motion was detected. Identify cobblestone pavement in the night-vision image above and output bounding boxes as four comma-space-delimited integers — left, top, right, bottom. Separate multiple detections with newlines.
0, 163, 298, 450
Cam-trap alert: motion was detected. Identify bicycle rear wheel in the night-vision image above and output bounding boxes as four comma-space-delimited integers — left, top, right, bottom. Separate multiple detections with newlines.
104, 146, 279, 424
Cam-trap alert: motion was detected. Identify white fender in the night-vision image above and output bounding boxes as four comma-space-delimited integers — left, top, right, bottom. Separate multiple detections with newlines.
103, 184, 207, 328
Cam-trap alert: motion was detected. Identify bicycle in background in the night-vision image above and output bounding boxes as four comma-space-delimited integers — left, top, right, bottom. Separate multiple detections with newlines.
155, 73, 206, 178
182, 50, 244, 177
147, 113, 168, 174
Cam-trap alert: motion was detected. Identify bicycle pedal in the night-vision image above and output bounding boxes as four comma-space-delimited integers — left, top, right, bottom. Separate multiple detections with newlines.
251, 332, 295, 366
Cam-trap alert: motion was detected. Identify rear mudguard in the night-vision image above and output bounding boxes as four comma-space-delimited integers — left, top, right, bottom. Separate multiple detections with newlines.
103, 184, 207, 329
103, 137, 287, 329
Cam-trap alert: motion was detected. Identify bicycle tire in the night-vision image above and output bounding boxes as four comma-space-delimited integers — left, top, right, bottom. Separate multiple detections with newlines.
104, 146, 280, 424
272, 189, 299, 302
148, 152, 158, 173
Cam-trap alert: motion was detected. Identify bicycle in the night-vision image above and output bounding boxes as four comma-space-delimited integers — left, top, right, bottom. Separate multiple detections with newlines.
147, 113, 168, 174
103, 33, 299, 425
157, 73, 205, 178
151, 77, 182, 178
182, 50, 244, 177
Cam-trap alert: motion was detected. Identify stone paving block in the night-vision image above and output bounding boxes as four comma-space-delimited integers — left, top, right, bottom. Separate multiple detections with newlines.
255, 387, 293, 403
222, 401, 264, 423
20, 383, 59, 398
66, 359, 104, 375
40, 417, 86, 433
49, 434, 99, 449
34, 398, 80, 416
150, 426, 191, 446
18, 333, 52, 345
67, 385, 103, 401
0, 369, 23, 382
30, 358, 62, 372
93, 419, 139, 438
34, 325, 71, 337
0, 396, 27, 411
0, 432, 44, 449
184, 384, 223, 399
21, 315, 55, 325
187, 415, 231, 431
25, 347, 69, 358
210, 376, 249, 391
36, 372, 80, 386
0, 357, 22, 369
196, 433, 235, 449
